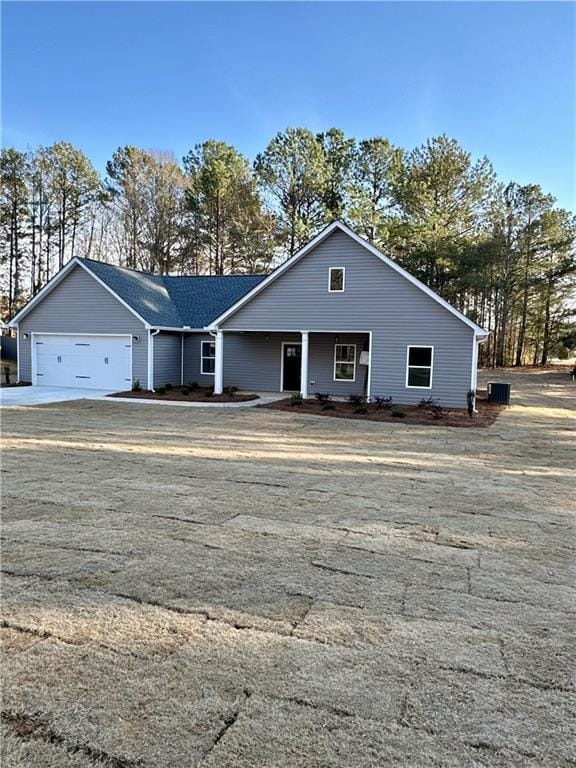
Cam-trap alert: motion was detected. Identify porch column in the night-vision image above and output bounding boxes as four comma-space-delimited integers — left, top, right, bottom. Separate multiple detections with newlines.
300, 331, 309, 399
214, 330, 224, 394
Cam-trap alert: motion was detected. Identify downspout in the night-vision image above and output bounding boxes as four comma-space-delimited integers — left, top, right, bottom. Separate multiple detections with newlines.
148, 328, 160, 391
15, 323, 20, 384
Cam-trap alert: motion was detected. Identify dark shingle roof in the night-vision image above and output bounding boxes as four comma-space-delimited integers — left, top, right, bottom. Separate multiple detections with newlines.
78, 258, 266, 328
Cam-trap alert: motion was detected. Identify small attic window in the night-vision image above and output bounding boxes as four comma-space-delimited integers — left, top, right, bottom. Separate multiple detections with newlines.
329, 267, 345, 292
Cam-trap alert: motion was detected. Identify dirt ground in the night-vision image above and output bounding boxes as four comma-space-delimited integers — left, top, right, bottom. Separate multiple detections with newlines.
1, 368, 574, 767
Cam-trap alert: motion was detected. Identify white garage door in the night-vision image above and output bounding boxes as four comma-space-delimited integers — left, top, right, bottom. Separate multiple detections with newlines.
34, 334, 132, 390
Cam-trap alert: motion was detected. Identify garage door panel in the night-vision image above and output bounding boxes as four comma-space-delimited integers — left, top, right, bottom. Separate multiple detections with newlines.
34, 335, 131, 390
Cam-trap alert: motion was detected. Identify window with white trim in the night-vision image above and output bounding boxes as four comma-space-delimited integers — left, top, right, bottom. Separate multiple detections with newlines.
329, 267, 345, 292
334, 344, 356, 381
201, 340, 216, 375
406, 346, 433, 388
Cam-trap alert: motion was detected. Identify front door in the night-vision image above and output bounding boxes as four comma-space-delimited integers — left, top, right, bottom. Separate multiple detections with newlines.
282, 343, 301, 391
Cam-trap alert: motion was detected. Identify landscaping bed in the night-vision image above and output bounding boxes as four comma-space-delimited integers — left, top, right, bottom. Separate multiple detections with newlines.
0, 381, 31, 388
108, 384, 258, 403
260, 392, 504, 427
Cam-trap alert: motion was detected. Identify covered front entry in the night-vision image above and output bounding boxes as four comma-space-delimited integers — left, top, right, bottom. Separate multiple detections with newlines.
281, 342, 302, 391
33, 334, 132, 389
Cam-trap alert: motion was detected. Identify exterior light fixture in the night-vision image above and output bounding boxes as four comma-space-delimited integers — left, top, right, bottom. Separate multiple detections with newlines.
132, 335, 140, 343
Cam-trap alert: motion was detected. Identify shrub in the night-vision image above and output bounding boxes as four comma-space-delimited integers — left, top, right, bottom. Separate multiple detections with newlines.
132, 379, 141, 392
314, 392, 332, 403
418, 397, 444, 418
188, 381, 199, 391
322, 402, 335, 411
156, 386, 166, 395
392, 407, 406, 418
355, 404, 368, 415
181, 387, 190, 396
372, 395, 392, 409
290, 393, 303, 406
204, 386, 214, 398
165, 383, 173, 391
225, 386, 238, 398
347, 393, 366, 406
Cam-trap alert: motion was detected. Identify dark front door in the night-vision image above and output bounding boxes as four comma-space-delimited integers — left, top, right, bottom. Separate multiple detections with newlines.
282, 343, 301, 391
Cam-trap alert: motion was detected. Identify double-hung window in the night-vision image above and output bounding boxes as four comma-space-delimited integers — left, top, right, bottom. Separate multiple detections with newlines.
334, 344, 356, 381
406, 346, 433, 388
201, 340, 216, 375
329, 267, 345, 292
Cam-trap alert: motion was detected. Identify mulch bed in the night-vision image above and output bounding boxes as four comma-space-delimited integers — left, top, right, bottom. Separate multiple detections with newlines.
260, 393, 505, 427
108, 386, 258, 403
0, 381, 31, 388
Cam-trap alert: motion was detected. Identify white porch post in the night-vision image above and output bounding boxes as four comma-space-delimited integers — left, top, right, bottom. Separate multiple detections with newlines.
214, 330, 224, 394
300, 331, 309, 399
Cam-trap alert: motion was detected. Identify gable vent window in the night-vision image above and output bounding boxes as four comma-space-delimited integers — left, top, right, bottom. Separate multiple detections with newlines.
201, 340, 216, 375
329, 267, 345, 293
406, 346, 433, 388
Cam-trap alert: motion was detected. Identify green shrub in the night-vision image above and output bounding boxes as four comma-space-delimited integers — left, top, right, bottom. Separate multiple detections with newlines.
204, 386, 214, 398
225, 386, 238, 398
372, 395, 392, 408
322, 402, 335, 411
132, 379, 141, 392
314, 392, 332, 403
165, 383, 173, 391
355, 404, 368, 415
156, 386, 166, 395
347, 393, 366, 406
188, 381, 199, 391
181, 387, 190, 396
391, 407, 406, 418
290, 393, 303, 406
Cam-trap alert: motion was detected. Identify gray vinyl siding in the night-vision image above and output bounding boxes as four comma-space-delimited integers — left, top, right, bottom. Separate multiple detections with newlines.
221, 230, 475, 407
153, 332, 182, 387
18, 265, 148, 387
183, 334, 217, 387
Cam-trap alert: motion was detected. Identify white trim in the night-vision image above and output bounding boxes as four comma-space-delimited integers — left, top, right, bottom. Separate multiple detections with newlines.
471, 337, 479, 391
280, 341, 302, 392
213, 331, 224, 394
333, 343, 357, 382
200, 339, 216, 376
301, 331, 309, 399
31, 332, 132, 388
366, 331, 373, 401
9, 259, 151, 329
208, 221, 488, 336
405, 345, 434, 389
181, 335, 184, 386
147, 328, 160, 390
328, 266, 345, 293
16, 324, 20, 383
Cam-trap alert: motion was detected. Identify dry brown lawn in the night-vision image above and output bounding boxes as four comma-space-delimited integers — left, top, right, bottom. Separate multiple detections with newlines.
1, 368, 575, 767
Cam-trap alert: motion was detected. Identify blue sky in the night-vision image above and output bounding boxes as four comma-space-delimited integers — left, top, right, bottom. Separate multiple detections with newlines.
2, 1, 574, 210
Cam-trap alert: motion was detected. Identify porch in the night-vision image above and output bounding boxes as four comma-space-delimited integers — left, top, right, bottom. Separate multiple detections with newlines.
208, 330, 372, 399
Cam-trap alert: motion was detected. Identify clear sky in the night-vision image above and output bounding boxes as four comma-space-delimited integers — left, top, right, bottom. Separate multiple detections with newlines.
2, 1, 574, 210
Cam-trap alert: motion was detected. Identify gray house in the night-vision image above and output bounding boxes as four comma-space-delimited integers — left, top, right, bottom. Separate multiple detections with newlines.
9, 221, 488, 407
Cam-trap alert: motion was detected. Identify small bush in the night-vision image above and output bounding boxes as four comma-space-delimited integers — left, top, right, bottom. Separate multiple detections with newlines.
225, 386, 238, 398
165, 383, 173, 391
314, 392, 332, 403
156, 386, 166, 395
347, 393, 366, 406
132, 379, 141, 392
372, 395, 392, 409
418, 397, 445, 418
355, 404, 368, 415
322, 402, 335, 411
204, 386, 214, 398
392, 407, 406, 418
188, 381, 199, 391
290, 393, 303, 406
181, 387, 190, 396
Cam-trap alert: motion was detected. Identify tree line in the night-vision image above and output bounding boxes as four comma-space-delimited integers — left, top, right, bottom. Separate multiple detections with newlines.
1, 128, 574, 366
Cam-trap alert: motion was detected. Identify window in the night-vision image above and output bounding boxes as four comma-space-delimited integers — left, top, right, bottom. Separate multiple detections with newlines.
329, 267, 345, 292
334, 344, 356, 381
406, 346, 433, 388
201, 340, 216, 375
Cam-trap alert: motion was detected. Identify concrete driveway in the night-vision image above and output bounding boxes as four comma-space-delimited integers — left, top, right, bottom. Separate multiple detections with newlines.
0, 385, 113, 407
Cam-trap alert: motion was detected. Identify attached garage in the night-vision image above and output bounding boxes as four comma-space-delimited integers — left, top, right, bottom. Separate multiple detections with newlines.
33, 334, 132, 390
